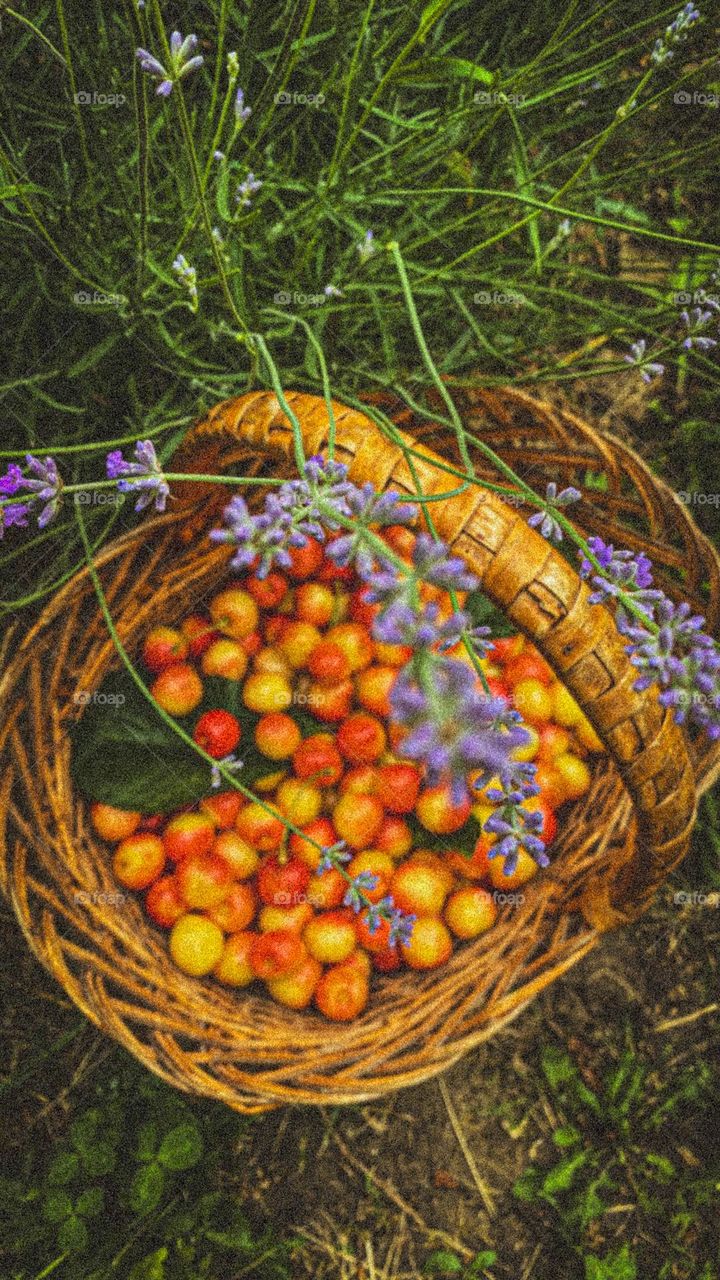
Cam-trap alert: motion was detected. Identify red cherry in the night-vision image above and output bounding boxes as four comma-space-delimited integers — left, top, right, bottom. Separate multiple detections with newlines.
193, 709, 241, 758
504, 652, 553, 687
375, 763, 421, 814
246, 571, 288, 609
287, 538, 324, 580
257, 855, 311, 908
250, 930, 309, 980
181, 615, 217, 659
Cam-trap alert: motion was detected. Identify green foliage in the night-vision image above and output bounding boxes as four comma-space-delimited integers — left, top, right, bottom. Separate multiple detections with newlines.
0, 1068, 299, 1278
584, 1244, 637, 1280
1, 0, 719, 619
424, 1249, 498, 1276
513, 1035, 720, 1277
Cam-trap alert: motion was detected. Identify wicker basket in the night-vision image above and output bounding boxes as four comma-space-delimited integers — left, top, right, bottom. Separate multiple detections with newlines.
2, 386, 719, 1114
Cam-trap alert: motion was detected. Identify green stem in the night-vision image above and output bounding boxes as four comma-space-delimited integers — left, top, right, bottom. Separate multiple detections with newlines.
209, 0, 229, 129
0, 143, 113, 293
55, 0, 93, 181
2, 7, 66, 63
389, 188, 720, 262
388, 240, 475, 483
263, 308, 337, 459
248, 334, 307, 473
149, 3, 249, 336
0, 419, 192, 458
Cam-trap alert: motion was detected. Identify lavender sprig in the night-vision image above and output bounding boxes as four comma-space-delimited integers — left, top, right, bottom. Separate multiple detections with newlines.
527, 481, 581, 542
317, 842, 416, 942
624, 339, 665, 383
651, 3, 701, 65
484, 800, 549, 878
106, 440, 170, 513
236, 173, 263, 208
0, 455, 63, 534
680, 307, 717, 352
136, 31, 204, 97
580, 537, 720, 738
234, 87, 252, 124
390, 657, 531, 808
210, 457, 406, 577
172, 254, 198, 310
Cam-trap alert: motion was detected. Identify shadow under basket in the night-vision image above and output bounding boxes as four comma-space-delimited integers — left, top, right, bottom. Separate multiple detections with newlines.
2, 385, 720, 1114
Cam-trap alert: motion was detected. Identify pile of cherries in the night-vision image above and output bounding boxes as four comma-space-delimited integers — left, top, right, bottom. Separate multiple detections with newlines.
91, 526, 603, 1021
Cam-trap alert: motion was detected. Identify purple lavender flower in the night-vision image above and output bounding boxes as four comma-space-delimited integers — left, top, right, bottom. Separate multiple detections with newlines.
680, 307, 717, 352
0, 463, 23, 495
2, 454, 63, 528
579, 537, 662, 627
1, 502, 30, 538
580, 537, 720, 739
136, 31, 204, 97
236, 173, 263, 208
374, 600, 468, 651
323, 284, 343, 299
210, 457, 358, 577
234, 87, 252, 124
362, 897, 394, 935
527, 481, 581, 542
388, 908, 416, 948
343, 871, 379, 912
462, 625, 494, 658
317, 842, 351, 874
23, 455, 62, 527
210, 493, 294, 574
411, 533, 478, 592
485, 803, 549, 877
622, 596, 720, 738
651, 3, 701, 65
325, 484, 414, 578
624, 339, 665, 383
106, 440, 170, 513
391, 657, 530, 806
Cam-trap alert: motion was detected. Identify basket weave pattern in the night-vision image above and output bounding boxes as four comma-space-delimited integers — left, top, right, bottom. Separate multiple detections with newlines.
1, 387, 718, 1112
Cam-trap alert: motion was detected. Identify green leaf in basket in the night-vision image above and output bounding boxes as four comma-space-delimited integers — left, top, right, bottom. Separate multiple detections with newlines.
69, 669, 288, 814
405, 810, 482, 858
464, 589, 516, 638
157, 1121, 204, 1171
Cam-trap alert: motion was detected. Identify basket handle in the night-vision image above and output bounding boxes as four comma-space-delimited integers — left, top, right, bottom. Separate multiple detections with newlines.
172, 391, 697, 929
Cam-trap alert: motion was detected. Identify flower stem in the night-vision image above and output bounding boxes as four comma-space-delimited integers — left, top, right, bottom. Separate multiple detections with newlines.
149, 1, 249, 337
